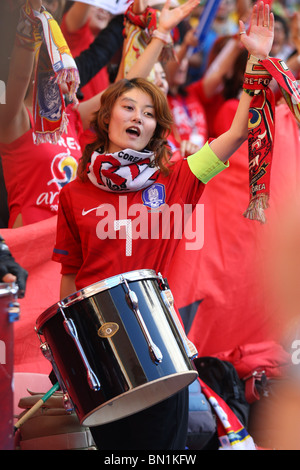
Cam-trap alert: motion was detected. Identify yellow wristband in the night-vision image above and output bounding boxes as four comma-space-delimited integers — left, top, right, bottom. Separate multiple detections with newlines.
187, 141, 229, 184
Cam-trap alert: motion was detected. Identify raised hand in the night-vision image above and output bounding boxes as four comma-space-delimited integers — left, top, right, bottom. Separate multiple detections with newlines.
158, 0, 199, 34
239, 1, 274, 60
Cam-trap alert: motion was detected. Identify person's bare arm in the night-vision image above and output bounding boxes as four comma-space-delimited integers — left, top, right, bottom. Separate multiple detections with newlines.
202, 38, 244, 99
60, 273, 77, 299
64, 2, 92, 33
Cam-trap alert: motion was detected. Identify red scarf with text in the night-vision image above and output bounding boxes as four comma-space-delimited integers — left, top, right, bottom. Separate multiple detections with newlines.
243, 55, 300, 223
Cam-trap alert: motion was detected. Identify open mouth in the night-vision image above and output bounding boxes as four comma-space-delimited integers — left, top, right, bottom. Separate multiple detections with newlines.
126, 127, 141, 137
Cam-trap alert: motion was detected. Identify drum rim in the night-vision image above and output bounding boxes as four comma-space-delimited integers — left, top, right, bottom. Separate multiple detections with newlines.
60, 268, 159, 308
36, 268, 160, 330
0, 282, 18, 297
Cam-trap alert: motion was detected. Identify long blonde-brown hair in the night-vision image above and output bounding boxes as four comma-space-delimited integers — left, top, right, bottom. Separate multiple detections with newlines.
78, 78, 174, 180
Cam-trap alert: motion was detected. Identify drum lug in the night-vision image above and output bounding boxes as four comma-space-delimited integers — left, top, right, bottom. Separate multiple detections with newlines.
58, 307, 101, 392
158, 274, 198, 360
122, 277, 163, 365
35, 327, 74, 413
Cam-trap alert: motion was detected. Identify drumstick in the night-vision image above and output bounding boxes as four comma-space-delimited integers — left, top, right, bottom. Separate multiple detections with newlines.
14, 381, 60, 433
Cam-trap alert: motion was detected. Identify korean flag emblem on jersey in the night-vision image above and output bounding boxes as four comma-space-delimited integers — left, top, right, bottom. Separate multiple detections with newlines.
142, 183, 166, 209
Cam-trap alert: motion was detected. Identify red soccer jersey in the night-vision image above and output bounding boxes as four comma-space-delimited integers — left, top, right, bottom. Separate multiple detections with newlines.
52, 158, 205, 290
0, 107, 82, 227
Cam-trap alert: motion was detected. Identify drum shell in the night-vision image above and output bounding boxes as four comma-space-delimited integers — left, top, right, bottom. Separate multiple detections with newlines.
36, 271, 197, 426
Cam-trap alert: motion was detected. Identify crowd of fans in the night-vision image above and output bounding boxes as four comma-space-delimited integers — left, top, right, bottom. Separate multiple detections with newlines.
0, 0, 299, 231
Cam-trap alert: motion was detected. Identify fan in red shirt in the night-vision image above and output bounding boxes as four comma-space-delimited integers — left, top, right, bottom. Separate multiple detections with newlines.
52, 1, 275, 450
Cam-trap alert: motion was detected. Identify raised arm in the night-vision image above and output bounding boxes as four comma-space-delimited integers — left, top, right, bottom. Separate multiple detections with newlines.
202, 37, 245, 99
63, 2, 92, 33
164, 27, 198, 85
125, 0, 199, 81
210, 1, 274, 162
0, 0, 43, 144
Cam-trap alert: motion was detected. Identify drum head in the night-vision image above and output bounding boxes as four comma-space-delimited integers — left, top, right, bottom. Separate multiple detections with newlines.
82, 370, 197, 426
59, 269, 160, 309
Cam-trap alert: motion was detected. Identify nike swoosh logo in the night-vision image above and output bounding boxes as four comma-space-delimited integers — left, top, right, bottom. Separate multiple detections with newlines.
82, 204, 106, 216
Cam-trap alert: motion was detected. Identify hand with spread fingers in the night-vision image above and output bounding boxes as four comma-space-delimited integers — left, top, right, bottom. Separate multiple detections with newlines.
239, 1, 274, 60
158, 0, 200, 34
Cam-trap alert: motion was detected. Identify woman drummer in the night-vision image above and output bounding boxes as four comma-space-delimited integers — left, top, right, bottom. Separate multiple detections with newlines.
52, 1, 274, 450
